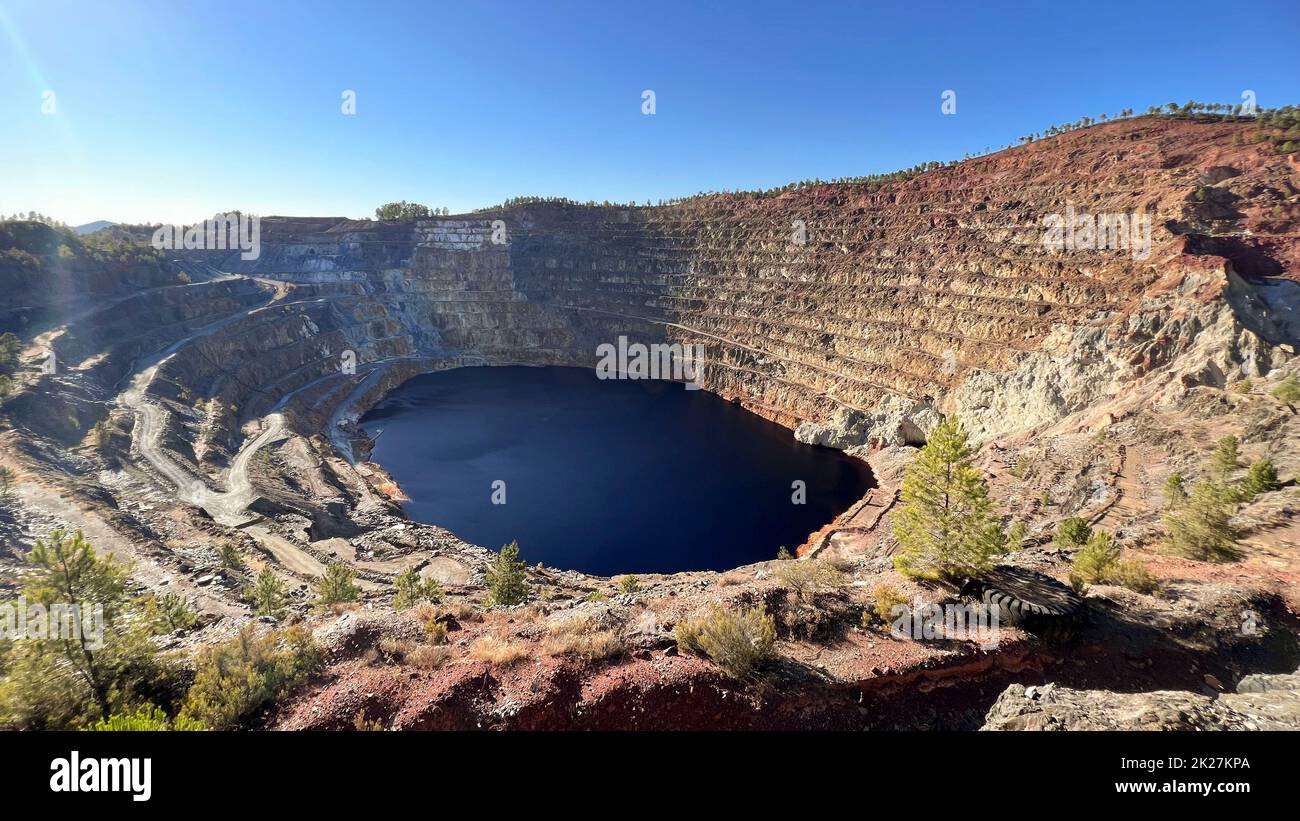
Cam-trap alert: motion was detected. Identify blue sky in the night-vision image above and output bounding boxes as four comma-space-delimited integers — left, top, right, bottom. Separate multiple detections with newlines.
2, 0, 1298, 225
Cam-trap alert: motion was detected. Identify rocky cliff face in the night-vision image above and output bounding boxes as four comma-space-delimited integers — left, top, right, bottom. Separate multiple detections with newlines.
981, 667, 1300, 731
168, 117, 1297, 456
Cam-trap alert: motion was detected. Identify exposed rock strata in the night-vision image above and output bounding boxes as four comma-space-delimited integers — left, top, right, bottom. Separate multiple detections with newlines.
981, 667, 1300, 731
162, 118, 1298, 455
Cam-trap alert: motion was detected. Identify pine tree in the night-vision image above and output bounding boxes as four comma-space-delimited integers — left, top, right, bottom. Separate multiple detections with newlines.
20, 530, 125, 719
313, 562, 359, 607
249, 568, 288, 619
1053, 517, 1092, 550
0, 465, 14, 494
1210, 435, 1242, 479
218, 542, 245, 571
1238, 460, 1280, 500
892, 417, 1003, 582
0, 529, 173, 727
392, 567, 443, 608
1069, 529, 1121, 586
485, 540, 530, 606
1163, 480, 1240, 562
92, 419, 112, 450
1162, 472, 1186, 509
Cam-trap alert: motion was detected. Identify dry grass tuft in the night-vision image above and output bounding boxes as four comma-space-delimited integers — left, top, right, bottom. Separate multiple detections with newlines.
378, 637, 414, 661
542, 612, 623, 661
407, 644, 452, 670
718, 569, 750, 586
440, 600, 483, 623
775, 560, 845, 603
469, 634, 531, 666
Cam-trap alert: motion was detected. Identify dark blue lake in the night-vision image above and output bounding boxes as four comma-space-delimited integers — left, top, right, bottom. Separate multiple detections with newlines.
360, 366, 874, 576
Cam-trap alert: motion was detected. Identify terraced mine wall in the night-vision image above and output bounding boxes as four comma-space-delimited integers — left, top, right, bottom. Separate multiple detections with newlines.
155, 117, 1297, 463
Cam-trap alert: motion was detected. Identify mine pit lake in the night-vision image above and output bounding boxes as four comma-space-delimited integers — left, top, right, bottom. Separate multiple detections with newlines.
361, 366, 875, 575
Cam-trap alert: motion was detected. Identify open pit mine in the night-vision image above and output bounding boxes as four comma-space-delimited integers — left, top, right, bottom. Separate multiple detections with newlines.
2, 113, 1299, 731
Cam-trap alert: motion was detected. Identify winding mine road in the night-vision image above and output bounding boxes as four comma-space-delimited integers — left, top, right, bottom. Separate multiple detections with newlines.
117, 280, 291, 524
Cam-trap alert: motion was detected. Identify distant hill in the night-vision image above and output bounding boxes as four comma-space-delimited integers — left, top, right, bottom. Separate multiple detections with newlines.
74, 220, 116, 235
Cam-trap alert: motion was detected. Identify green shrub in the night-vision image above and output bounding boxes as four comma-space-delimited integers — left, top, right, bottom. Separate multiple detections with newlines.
92, 420, 112, 450
1054, 517, 1092, 550
1273, 374, 1300, 403
179, 625, 322, 730
423, 618, 449, 645
1238, 460, 1281, 500
1164, 480, 1241, 562
1068, 530, 1121, 587
392, 568, 442, 609
142, 592, 198, 633
0, 332, 19, 370
869, 583, 910, 626
617, 575, 641, 594
484, 540, 530, 606
775, 560, 844, 604
1004, 519, 1027, 552
775, 560, 844, 640
1009, 454, 1033, 478
674, 606, 776, 679
1068, 530, 1161, 595
1112, 560, 1161, 595
86, 705, 206, 731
